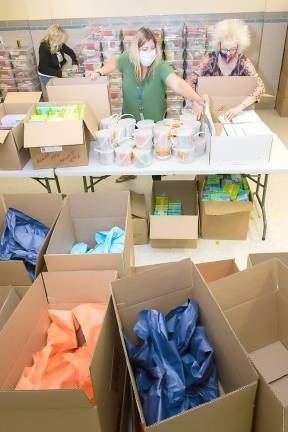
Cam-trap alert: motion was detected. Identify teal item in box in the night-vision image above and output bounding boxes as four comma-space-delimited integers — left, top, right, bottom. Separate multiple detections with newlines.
210, 192, 231, 202
237, 190, 249, 202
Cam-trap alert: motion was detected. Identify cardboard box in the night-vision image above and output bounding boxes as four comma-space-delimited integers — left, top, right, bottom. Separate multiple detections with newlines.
278, 69, 288, 98
199, 179, 253, 240
46, 77, 111, 122
196, 259, 239, 283
276, 94, 288, 117
0, 193, 63, 284
0, 92, 41, 170
198, 76, 273, 165
24, 102, 98, 169
111, 259, 258, 432
208, 258, 288, 432
131, 191, 148, 245
0, 286, 20, 331
150, 180, 199, 248
0, 270, 125, 432
282, 49, 288, 76
45, 191, 134, 277
247, 252, 288, 268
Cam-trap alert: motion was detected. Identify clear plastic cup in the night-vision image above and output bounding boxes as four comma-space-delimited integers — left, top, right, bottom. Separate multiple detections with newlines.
133, 148, 153, 168
95, 147, 115, 165
134, 129, 153, 150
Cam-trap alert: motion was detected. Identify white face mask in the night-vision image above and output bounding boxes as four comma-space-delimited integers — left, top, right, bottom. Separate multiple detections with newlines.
139, 49, 156, 67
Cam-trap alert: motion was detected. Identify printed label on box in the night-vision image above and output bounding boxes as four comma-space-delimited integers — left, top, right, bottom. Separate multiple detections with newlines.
40, 146, 63, 153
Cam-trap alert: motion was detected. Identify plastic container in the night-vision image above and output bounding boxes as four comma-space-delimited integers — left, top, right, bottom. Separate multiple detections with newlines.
117, 117, 136, 138
122, 28, 137, 38
173, 146, 195, 163
164, 37, 184, 49
82, 49, 101, 60
0, 78, 17, 89
103, 51, 120, 61
185, 58, 204, 71
9, 47, 34, 61
134, 128, 153, 150
0, 69, 15, 79
185, 50, 206, 61
0, 49, 10, 59
133, 148, 153, 167
185, 26, 206, 38
115, 142, 133, 166
157, 118, 182, 129
95, 128, 116, 150
186, 37, 207, 49
109, 87, 123, 100
100, 28, 121, 39
101, 40, 122, 51
11, 59, 35, 70
0, 59, 13, 70
83, 40, 101, 51
95, 147, 115, 165
136, 119, 154, 130
165, 49, 184, 61
154, 141, 171, 160
163, 25, 184, 38
83, 61, 102, 71
111, 105, 123, 115
13, 67, 36, 78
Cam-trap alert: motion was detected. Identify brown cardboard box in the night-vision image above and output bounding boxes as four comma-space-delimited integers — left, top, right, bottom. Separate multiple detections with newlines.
0, 286, 20, 331
0, 269, 125, 432
247, 252, 288, 268
45, 191, 134, 277
24, 102, 98, 169
131, 191, 148, 245
0, 92, 41, 169
208, 258, 288, 432
199, 179, 253, 240
150, 180, 198, 248
282, 49, 288, 76
276, 95, 288, 117
0, 193, 63, 284
278, 69, 288, 98
46, 77, 110, 121
196, 259, 239, 283
111, 259, 258, 432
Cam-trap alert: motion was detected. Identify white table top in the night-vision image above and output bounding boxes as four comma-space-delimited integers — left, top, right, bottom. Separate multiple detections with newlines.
55, 134, 288, 177
0, 159, 54, 179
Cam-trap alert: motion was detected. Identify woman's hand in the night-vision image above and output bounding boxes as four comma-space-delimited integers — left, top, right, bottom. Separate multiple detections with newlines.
193, 103, 203, 120
224, 104, 244, 121
89, 70, 101, 80
62, 71, 68, 78
72, 64, 78, 73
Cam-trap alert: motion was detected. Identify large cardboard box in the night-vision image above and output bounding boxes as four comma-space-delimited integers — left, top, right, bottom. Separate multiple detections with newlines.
24, 102, 98, 169
247, 252, 288, 268
45, 191, 134, 277
208, 259, 288, 432
199, 178, 253, 240
276, 94, 288, 117
282, 48, 288, 76
0, 92, 41, 169
196, 258, 239, 283
198, 76, 273, 165
131, 191, 148, 245
111, 260, 258, 432
0, 193, 63, 284
150, 180, 199, 248
46, 77, 111, 121
278, 69, 288, 98
0, 270, 125, 432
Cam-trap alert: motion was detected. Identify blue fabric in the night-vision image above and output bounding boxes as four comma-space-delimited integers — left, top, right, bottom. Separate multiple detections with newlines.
70, 226, 125, 255
0, 208, 49, 281
125, 300, 219, 425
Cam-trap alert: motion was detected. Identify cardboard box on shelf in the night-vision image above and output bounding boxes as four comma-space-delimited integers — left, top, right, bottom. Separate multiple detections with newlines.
0, 269, 125, 432
196, 259, 239, 283
131, 191, 148, 245
0, 92, 41, 170
111, 259, 258, 432
276, 94, 288, 117
150, 180, 199, 248
198, 76, 273, 165
0, 193, 63, 285
46, 77, 110, 122
45, 191, 134, 277
247, 252, 288, 268
208, 258, 288, 432
24, 102, 98, 169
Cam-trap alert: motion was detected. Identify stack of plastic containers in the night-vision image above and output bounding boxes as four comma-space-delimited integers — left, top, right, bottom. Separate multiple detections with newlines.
206, 24, 215, 51
185, 25, 207, 79
100, 26, 122, 61
80, 26, 102, 75
0, 48, 17, 96
11, 47, 40, 92
109, 72, 123, 115
122, 28, 137, 51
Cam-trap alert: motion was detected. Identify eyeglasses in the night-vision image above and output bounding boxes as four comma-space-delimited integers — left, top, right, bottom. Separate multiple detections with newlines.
220, 47, 238, 53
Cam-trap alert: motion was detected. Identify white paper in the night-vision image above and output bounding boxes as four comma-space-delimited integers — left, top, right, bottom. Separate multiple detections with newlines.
231, 110, 262, 124
40, 146, 63, 153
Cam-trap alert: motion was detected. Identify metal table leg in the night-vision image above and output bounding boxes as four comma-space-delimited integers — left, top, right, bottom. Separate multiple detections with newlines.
246, 174, 269, 240
82, 175, 110, 192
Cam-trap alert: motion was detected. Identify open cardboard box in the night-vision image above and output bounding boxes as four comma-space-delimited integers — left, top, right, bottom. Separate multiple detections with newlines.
196, 258, 239, 283
24, 102, 98, 169
198, 76, 273, 165
0, 193, 63, 285
131, 191, 148, 245
150, 180, 199, 248
0, 92, 41, 169
111, 259, 258, 432
0, 270, 125, 432
45, 191, 134, 277
208, 258, 288, 432
46, 77, 111, 122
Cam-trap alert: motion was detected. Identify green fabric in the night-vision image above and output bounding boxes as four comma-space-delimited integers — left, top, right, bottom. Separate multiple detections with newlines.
117, 52, 173, 122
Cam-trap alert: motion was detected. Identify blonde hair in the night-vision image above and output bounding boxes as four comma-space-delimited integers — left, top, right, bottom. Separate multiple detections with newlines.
128, 27, 162, 81
212, 19, 251, 52
41, 24, 68, 54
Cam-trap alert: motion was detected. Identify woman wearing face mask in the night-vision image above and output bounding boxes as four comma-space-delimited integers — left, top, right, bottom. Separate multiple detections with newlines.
188, 19, 265, 121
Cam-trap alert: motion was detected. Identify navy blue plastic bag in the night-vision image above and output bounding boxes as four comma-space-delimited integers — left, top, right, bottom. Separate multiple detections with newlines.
0, 208, 49, 281
125, 300, 219, 425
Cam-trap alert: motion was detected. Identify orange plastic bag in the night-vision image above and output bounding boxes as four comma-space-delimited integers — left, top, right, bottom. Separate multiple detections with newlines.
16, 303, 107, 403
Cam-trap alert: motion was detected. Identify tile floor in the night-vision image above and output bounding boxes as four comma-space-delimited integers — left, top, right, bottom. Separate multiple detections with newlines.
0, 109, 287, 271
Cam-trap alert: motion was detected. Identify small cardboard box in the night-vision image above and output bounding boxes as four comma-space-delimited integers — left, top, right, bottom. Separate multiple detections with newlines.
46, 77, 111, 121
0, 270, 125, 432
131, 191, 148, 245
45, 191, 134, 277
24, 102, 98, 169
150, 180, 199, 248
198, 76, 273, 165
247, 252, 288, 268
111, 259, 258, 432
196, 258, 239, 283
0, 193, 63, 285
276, 94, 288, 117
208, 258, 288, 432
0, 92, 41, 170
199, 178, 253, 240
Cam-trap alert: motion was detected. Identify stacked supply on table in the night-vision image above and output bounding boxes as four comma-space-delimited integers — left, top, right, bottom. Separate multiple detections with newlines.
276, 32, 288, 116
199, 175, 253, 240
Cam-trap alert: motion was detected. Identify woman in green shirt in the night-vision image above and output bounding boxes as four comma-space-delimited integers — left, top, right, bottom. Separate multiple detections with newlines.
91, 27, 205, 181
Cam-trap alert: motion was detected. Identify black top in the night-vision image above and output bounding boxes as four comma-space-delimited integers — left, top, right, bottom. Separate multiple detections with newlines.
38, 41, 78, 77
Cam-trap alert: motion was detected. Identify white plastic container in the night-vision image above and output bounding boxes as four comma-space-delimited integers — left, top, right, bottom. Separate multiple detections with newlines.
95, 129, 115, 150
134, 129, 153, 150
154, 141, 172, 160
136, 119, 155, 129
95, 147, 115, 165
173, 146, 195, 163
117, 116, 136, 138
133, 148, 153, 168
115, 141, 133, 166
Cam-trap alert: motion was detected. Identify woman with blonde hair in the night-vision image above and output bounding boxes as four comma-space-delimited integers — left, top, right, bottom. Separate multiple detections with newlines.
38, 24, 78, 89
188, 19, 265, 120
91, 27, 205, 182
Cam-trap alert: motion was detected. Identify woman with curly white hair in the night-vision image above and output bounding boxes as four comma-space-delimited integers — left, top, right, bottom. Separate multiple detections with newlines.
188, 19, 265, 120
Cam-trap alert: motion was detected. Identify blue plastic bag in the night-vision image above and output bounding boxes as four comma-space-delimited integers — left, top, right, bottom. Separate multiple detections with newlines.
125, 300, 219, 425
70, 226, 125, 255
0, 208, 49, 281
